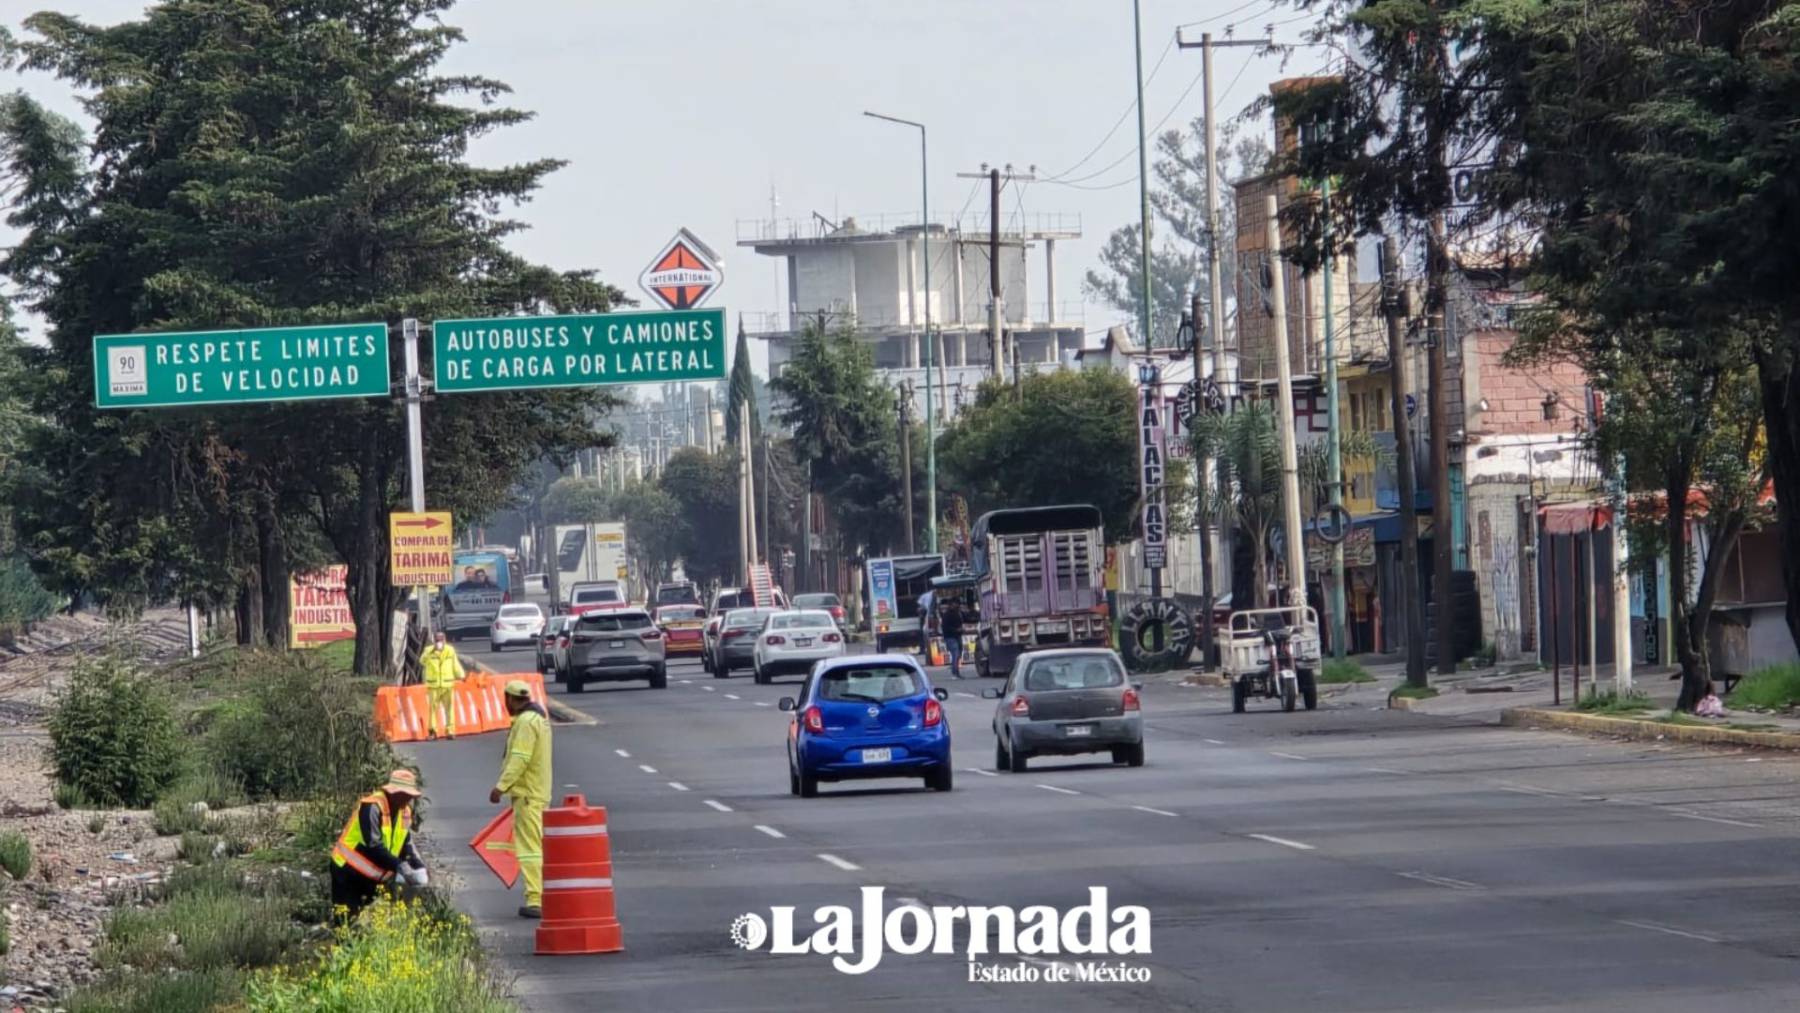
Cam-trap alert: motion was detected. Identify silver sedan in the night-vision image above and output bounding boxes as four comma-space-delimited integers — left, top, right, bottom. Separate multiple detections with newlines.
984, 648, 1144, 772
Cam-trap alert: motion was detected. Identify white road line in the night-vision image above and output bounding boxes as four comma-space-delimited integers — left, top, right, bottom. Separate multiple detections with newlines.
1497, 784, 1562, 798
679, 679, 692, 685
895, 896, 925, 910
1132, 805, 1179, 817
1269, 751, 1308, 761
1364, 766, 1407, 775
667, 782, 690, 792
963, 767, 998, 777
1617, 919, 1724, 944
1203, 738, 1226, 745
614, 749, 631, 758
1247, 833, 1316, 851
703, 799, 733, 812
638, 764, 658, 775
817, 853, 861, 872
1036, 784, 1081, 796
702, 685, 716, 692
1668, 810, 1761, 828
724, 693, 741, 700
1397, 870, 1483, 891
753, 824, 786, 839
956, 691, 977, 698
754, 701, 772, 707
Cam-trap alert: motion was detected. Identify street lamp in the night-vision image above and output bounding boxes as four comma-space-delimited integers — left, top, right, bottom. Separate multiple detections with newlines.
864, 110, 938, 554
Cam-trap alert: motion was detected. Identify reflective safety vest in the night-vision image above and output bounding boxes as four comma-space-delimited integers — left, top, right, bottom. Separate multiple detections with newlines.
331, 792, 411, 882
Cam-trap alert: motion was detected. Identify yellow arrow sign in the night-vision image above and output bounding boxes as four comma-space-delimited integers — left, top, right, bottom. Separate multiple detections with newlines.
389, 511, 454, 587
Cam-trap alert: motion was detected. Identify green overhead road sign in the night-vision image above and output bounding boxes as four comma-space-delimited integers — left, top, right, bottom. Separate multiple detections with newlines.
431, 308, 726, 393
93, 323, 391, 409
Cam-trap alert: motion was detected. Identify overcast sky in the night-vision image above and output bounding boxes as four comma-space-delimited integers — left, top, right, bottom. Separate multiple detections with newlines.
4, 1, 1312, 371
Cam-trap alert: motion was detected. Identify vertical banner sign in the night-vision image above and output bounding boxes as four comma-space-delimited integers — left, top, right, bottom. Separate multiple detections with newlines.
289, 566, 355, 648
868, 558, 898, 623
389, 512, 455, 587
1140, 388, 1169, 570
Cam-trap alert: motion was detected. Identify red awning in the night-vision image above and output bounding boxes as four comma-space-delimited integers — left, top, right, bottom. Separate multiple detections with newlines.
1539, 501, 1612, 535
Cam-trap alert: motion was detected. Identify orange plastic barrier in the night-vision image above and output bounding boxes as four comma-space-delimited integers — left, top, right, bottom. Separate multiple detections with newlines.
535, 794, 623, 955
374, 673, 548, 742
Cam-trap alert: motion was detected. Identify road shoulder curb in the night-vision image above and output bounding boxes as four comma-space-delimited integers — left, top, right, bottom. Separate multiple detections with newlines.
1501, 706, 1800, 751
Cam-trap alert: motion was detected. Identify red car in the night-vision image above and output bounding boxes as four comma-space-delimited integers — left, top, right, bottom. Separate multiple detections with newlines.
791, 592, 846, 629
655, 604, 707, 656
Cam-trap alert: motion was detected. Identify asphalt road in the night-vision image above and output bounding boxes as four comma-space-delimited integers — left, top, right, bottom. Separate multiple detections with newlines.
414, 639, 1800, 1013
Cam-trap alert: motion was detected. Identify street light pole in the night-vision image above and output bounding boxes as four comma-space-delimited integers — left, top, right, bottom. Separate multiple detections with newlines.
865, 110, 938, 553
1132, 0, 1154, 350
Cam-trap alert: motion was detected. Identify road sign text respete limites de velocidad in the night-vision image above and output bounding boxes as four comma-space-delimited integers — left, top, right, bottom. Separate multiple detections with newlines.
93, 323, 391, 409
430, 308, 726, 393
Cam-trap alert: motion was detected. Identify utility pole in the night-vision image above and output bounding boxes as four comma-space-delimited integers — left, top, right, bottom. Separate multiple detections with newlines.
1322, 174, 1346, 661
760, 430, 771, 574
1380, 239, 1428, 686
1264, 197, 1306, 608
991, 167, 1004, 376
958, 164, 1037, 380
1133, 0, 1154, 351
1191, 293, 1216, 670
899, 381, 916, 554
1611, 454, 1633, 692
1177, 30, 1262, 397
1426, 214, 1455, 676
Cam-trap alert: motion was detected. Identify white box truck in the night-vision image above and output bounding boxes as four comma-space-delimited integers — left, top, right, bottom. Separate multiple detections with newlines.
552, 522, 629, 607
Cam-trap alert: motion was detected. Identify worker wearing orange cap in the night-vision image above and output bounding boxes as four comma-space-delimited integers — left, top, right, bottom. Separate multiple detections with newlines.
490, 679, 552, 917
330, 768, 428, 919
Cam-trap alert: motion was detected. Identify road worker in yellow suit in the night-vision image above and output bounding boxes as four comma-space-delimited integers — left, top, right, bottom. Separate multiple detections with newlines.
421, 629, 465, 740
490, 679, 552, 917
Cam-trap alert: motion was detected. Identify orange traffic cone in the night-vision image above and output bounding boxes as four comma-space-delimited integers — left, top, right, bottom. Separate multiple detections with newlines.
535, 794, 623, 955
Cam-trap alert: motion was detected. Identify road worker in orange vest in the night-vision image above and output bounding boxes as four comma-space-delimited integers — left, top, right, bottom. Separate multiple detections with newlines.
422, 629, 465, 739
490, 679, 552, 918
330, 768, 427, 919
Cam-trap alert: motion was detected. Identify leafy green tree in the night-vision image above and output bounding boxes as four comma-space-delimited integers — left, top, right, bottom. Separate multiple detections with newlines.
938, 369, 1140, 543
611, 479, 684, 586
768, 321, 904, 555
1085, 119, 1271, 347
2, 2, 622, 673
659, 447, 740, 587
725, 320, 759, 446
542, 478, 614, 525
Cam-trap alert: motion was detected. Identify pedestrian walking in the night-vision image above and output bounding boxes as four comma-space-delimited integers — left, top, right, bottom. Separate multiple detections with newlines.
329, 768, 428, 920
940, 597, 966, 678
490, 680, 552, 918
421, 630, 465, 739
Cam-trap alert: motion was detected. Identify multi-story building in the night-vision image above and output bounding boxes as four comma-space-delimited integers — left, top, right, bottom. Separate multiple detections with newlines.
737, 211, 1085, 420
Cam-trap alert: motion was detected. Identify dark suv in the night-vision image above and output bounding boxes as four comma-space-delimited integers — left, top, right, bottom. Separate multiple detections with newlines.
567, 608, 667, 691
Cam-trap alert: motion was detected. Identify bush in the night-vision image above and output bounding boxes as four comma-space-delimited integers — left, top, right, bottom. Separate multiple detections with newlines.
0, 553, 58, 629
48, 656, 182, 807
152, 797, 214, 837
177, 832, 221, 864
203, 652, 394, 802
99, 865, 303, 973
1727, 663, 1800, 710
0, 906, 9, 956
0, 831, 31, 880
247, 897, 516, 1013
88, 813, 107, 835
66, 968, 242, 1013
54, 782, 89, 810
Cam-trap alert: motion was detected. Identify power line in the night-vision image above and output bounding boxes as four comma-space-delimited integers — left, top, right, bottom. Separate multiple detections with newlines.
1177, 0, 1282, 30
1042, 34, 1177, 181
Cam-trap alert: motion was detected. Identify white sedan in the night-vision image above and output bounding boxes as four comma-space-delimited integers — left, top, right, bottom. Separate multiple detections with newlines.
753, 610, 845, 685
489, 603, 546, 651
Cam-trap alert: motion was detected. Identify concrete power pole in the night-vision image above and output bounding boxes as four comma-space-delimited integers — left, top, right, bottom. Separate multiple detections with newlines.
1381, 239, 1428, 686
1264, 196, 1306, 608
990, 168, 1004, 377
1427, 214, 1456, 675
899, 381, 916, 554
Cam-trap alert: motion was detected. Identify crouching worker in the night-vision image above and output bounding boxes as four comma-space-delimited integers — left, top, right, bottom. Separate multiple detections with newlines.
330, 768, 429, 919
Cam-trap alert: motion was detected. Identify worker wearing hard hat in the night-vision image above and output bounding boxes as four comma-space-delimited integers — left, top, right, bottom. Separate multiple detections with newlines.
489, 679, 552, 918
421, 630, 466, 740
330, 768, 428, 919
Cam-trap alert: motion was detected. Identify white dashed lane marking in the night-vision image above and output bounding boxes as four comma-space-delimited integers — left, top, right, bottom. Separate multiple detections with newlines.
753, 825, 785, 839
1247, 833, 1315, 851
703, 799, 733, 812
817, 853, 861, 872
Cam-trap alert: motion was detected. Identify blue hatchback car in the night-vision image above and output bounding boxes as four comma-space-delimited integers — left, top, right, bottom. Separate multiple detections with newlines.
780, 655, 953, 797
